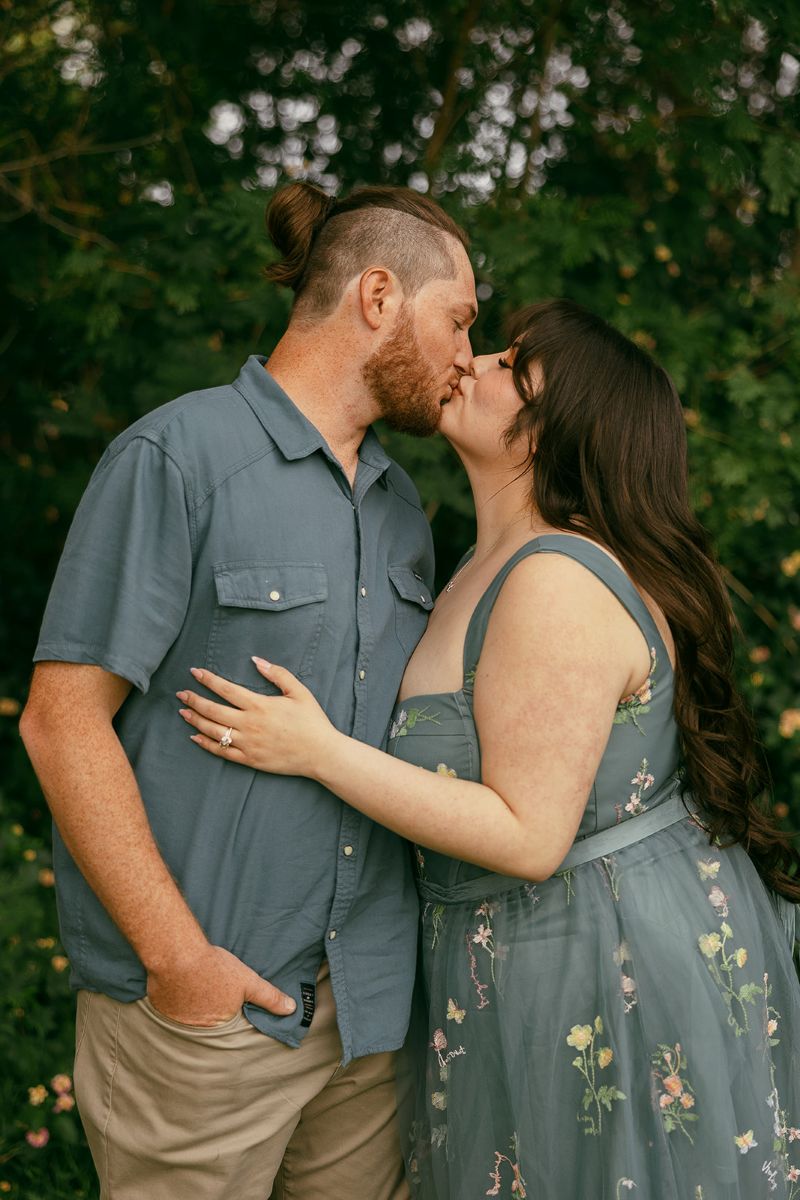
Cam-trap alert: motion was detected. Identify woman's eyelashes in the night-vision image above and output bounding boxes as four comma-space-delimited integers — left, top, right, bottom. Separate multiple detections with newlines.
498, 356, 511, 369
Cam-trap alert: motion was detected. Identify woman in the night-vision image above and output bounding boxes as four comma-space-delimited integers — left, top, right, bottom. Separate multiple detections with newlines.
177, 300, 800, 1198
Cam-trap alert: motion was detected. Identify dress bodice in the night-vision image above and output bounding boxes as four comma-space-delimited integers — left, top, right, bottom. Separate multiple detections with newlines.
386, 535, 682, 890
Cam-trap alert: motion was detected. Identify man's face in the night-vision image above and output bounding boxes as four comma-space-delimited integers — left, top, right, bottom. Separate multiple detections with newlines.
362, 244, 477, 437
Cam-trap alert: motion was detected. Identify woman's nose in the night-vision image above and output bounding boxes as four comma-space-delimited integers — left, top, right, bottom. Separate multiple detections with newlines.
469, 352, 500, 378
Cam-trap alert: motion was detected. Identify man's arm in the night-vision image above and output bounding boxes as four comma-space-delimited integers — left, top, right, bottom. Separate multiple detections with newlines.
21, 661, 295, 1024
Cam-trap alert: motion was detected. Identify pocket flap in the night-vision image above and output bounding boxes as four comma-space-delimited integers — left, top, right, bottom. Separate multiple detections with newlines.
213, 562, 328, 611
388, 565, 434, 610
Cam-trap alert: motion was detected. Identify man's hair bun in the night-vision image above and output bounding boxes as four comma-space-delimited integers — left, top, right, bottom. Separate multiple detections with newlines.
264, 182, 334, 291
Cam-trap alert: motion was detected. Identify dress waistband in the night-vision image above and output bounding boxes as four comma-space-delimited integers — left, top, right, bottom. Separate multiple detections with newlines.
416, 777, 693, 906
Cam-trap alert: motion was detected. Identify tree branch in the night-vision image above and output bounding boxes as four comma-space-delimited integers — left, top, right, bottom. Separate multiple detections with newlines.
424, 0, 484, 172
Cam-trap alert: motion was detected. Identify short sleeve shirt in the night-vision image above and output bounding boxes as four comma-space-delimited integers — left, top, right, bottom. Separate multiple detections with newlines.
34, 356, 435, 1063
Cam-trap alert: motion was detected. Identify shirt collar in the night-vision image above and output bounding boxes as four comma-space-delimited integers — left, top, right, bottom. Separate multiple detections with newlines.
234, 355, 391, 482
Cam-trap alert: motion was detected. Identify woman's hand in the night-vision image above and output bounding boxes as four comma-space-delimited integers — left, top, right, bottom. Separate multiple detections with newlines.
176, 656, 337, 778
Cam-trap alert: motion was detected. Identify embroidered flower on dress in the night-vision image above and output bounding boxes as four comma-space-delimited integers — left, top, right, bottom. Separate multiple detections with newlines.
697, 858, 721, 881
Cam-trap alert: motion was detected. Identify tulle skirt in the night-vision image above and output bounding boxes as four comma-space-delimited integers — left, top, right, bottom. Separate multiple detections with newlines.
401, 817, 800, 1199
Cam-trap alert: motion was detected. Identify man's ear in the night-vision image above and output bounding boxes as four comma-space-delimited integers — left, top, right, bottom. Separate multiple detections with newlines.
359, 267, 402, 330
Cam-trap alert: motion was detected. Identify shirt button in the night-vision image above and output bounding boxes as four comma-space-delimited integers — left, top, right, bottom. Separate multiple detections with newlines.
328, 929, 337, 940
269, 590, 281, 601
343, 845, 354, 856
360, 586, 367, 597
358, 669, 366, 681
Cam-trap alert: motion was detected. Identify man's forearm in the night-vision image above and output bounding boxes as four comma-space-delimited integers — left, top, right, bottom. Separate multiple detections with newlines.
22, 708, 207, 973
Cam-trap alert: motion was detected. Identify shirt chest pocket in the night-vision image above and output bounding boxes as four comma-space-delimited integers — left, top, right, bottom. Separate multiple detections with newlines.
208, 561, 328, 694
389, 564, 434, 656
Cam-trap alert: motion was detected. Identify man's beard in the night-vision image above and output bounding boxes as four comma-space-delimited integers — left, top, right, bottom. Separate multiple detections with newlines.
362, 305, 444, 437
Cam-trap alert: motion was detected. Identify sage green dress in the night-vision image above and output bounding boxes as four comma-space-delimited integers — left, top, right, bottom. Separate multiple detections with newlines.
387, 536, 800, 1200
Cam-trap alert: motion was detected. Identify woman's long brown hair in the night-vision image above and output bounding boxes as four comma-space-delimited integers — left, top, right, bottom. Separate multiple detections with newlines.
505, 299, 800, 902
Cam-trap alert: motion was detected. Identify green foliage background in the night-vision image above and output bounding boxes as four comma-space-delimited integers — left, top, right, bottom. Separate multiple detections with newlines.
1, 1, 799, 1193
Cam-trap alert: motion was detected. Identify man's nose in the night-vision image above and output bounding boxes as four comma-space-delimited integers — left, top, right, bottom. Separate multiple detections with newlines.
454, 334, 473, 374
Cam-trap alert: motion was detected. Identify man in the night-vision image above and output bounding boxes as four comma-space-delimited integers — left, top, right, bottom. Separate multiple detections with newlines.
20, 182, 477, 1199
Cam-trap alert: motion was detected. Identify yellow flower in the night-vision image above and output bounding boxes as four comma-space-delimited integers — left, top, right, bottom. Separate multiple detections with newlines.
35, 937, 56, 949
38, 868, 55, 887
566, 1024, 593, 1051
654, 244, 672, 261
597, 1048, 613, 1068
0, 697, 21, 717
779, 709, 800, 739
436, 763, 457, 777
698, 932, 722, 958
735, 948, 748, 968
51, 956, 69, 973
10, 823, 23, 837
780, 551, 800, 577
28, 1085, 48, 1107
23, 849, 36, 862
50, 1074, 72, 1095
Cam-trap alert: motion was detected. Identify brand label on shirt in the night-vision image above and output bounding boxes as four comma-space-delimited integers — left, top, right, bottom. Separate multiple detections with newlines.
300, 982, 316, 1027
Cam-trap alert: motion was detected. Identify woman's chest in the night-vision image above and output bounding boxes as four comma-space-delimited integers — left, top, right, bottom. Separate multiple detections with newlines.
397, 586, 483, 700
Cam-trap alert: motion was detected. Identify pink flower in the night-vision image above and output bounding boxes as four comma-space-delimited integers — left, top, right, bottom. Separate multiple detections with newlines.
788, 1127, 800, 1142
472, 924, 492, 947
663, 1075, 683, 1097
25, 1128, 49, 1149
621, 975, 636, 995
680, 1094, 695, 1109
54, 1094, 75, 1113
767, 1019, 778, 1036
788, 1166, 800, 1182
659, 1093, 674, 1108
50, 1074, 72, 1095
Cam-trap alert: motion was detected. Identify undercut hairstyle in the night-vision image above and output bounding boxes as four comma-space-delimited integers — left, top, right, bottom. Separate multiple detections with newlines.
264, 181, 469, 320
504, 299, 800, 903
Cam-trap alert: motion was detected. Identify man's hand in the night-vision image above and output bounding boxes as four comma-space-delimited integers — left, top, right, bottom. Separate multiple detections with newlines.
147, 943, 296, 1027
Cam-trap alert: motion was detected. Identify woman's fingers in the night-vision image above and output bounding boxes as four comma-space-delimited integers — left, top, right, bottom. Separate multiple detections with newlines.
189, 731, 249, 765
189, 666, 251, 705
176, 689, 239, 725
251, 658, 303, 697
179, 706, 238, 744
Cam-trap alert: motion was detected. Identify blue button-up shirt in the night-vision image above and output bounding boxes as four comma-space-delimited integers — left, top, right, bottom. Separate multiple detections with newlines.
34, 356, 435, 1062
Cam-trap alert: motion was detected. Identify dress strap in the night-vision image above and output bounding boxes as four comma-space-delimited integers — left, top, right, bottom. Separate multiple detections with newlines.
462, 533, 671, 687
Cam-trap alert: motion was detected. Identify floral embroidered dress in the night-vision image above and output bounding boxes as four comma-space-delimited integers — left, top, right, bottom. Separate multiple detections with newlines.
387, 536, 800, 1200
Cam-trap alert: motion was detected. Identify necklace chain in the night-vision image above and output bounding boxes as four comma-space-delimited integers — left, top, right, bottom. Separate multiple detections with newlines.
444, 519, 529, 593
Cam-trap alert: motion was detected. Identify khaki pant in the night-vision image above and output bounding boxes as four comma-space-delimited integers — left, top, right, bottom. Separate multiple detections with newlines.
73, 964, 409, 1200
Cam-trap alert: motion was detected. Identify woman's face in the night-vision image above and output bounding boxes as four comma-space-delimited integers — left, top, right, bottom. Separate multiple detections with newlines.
439, 345, 536, 460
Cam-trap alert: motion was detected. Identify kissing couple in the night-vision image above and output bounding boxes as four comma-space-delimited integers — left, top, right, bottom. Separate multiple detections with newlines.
23, 181, 800, 1199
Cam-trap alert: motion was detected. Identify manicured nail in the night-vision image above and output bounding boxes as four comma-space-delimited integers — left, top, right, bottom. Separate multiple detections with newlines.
190, 667, 204, 680
176, 691, 188, 701
251, 656, 272, 669
178, 708, 191, 719
190, 734, 201, 743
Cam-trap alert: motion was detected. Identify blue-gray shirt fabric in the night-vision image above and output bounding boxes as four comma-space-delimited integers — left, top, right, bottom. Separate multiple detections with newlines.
34, 356, 435, 1063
